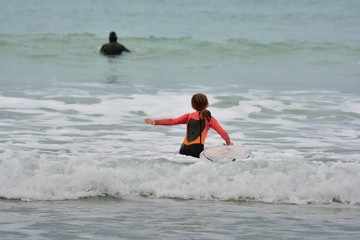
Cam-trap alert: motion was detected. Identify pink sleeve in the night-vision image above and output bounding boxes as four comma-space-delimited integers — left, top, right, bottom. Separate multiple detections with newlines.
154, 113, 189, 126
209, 117, 231, 145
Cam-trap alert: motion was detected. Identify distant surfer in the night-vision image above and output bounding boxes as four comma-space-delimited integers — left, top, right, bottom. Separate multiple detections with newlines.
144, 93, 233, 158
100, 31, 130, 56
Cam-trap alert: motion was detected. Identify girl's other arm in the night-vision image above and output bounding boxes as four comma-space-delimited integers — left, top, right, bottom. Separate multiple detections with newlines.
210, 117, 232, 145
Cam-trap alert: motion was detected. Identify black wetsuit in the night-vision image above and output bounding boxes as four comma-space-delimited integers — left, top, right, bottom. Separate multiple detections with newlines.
100, 42, 130, 56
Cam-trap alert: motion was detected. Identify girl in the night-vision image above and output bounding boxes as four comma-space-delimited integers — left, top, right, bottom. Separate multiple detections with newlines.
144, 93, 233, 158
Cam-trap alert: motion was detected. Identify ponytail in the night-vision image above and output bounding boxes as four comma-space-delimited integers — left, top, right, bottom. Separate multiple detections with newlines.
192, 93, 212, 122
199, 109, 211, 122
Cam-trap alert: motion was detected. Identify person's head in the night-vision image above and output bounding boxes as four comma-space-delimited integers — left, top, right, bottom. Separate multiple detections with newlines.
191, 93, 211, 121
109, 31, 117, 43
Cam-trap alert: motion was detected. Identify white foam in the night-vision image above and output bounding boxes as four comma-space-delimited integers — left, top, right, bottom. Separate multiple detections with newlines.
1, 88, 359, 204
1, 149, 359, 204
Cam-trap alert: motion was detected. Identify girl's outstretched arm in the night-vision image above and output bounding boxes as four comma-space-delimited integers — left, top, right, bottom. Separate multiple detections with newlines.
144, 118, 155, 125
144, 114, 189, 126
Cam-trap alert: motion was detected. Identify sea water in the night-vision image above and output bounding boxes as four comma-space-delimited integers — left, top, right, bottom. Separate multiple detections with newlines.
0, 0, 360, 239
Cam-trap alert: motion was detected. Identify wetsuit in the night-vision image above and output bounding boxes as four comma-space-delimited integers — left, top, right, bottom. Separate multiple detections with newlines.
154, 111, 231, 158
100, 42, 130, 55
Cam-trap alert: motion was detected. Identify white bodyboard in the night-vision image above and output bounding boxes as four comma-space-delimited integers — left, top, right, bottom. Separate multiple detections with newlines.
199, 145, 252, 162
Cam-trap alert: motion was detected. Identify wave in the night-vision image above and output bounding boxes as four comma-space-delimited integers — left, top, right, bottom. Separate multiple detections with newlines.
226, 38, 360, 55
0, 150, 359, 204
123, 36, 360, 61
0, 88, 359, 204
0, 33, 102, 59
1, 33, 359, 60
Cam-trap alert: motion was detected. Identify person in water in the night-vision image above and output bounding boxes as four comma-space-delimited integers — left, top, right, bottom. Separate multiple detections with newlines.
144, 93, 233, 158
100, 31, 130, 56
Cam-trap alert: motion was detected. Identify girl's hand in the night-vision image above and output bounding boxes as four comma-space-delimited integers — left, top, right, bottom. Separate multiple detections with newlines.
144, 118, 155, 125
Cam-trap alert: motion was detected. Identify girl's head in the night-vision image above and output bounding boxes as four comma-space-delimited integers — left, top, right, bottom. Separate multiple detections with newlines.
191, 93, 211, 121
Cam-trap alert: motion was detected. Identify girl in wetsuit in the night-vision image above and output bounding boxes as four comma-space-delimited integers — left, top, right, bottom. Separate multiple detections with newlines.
144, 93, 233, 158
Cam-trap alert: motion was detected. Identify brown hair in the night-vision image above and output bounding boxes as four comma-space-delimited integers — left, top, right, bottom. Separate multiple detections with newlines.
191, 93, 211, 122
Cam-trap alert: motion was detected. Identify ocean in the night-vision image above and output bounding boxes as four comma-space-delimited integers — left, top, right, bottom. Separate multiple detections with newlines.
0, 0, 360, 239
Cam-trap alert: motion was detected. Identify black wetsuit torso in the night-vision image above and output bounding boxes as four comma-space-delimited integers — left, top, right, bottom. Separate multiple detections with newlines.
179, 118, 206, 158
100, 42, 130, 56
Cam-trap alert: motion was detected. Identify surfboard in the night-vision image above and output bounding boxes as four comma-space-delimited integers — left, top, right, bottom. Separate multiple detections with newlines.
199, 145, 252, 162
